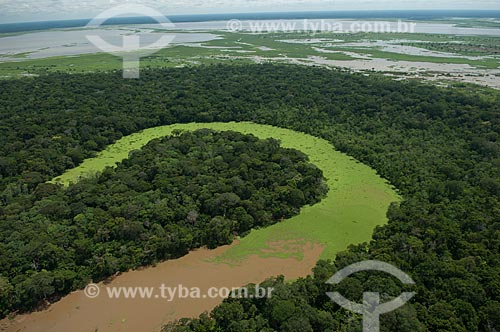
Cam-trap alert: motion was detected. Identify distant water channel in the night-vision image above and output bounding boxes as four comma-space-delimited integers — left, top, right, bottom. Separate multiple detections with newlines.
0, 28, 219, 61
0, 19, 499, 62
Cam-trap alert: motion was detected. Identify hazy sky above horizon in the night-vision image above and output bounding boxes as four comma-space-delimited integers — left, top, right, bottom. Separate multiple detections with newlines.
1, 0, 500, 24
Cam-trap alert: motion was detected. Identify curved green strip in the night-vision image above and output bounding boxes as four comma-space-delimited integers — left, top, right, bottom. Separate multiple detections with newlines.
51, 122, 400, 261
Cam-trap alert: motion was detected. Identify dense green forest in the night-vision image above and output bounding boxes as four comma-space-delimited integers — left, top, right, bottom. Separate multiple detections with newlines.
0, 129, 326, 314
0, 64, 499, 330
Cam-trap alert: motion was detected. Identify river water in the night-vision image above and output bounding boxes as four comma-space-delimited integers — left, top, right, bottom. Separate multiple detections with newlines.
0, 20, 499, 61
0, 241, 324, 332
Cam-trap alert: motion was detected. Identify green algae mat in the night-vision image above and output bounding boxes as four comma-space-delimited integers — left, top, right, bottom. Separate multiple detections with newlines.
51, 122, 400, 261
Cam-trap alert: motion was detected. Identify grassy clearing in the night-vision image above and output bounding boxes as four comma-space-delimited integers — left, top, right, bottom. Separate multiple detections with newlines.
0, 52, 124, 77
52, 122, 399, 262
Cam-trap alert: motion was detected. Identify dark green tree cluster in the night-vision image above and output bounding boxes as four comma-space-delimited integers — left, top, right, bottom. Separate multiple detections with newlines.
0, 129, 327, 315
0, 64, 499, 330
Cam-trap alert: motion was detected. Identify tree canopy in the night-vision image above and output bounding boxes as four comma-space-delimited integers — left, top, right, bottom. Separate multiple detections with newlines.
0, 64, 499, 330
0, 129, 326, 315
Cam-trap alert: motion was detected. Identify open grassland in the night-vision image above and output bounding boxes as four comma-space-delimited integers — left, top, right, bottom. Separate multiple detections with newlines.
52, 122, 400, 261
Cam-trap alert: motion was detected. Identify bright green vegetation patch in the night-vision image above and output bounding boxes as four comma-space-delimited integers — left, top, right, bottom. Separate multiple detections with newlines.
52, 122, 400, 261
0, 45, 252, 78
197, 31, 357, 60
0, 52, 125, 77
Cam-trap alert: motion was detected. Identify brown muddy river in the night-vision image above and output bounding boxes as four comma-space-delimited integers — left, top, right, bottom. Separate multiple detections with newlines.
0, 241, 324, 332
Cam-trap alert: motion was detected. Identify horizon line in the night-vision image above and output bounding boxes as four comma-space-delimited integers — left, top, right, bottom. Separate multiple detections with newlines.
2, 9, 500, 26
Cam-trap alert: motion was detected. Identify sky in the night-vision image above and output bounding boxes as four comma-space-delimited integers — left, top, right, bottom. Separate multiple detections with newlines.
1, 0, 500, 24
